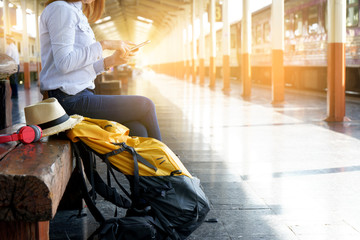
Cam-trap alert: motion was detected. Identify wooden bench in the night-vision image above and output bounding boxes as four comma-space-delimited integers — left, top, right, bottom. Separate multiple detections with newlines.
94, 74, 122, 95
96, 80, 122, 95
0, 124, 75, 240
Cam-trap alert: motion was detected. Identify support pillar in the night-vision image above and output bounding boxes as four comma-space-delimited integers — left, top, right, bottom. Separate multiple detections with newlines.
186, 6, 191, 81
175, 17, 182, 79
191, 0, 197, 83
209, 0, 216, 88
22, 0, 31, 89
236, 23, 242, 80
198, 0, 205, 85
35, 0, 41, 84
326, 0, 348, 121
180, 15, 186, 79
185, 59, 190, 81
222, 0, 230, 91
271, 0, 285, 103
242, 0, 251, 97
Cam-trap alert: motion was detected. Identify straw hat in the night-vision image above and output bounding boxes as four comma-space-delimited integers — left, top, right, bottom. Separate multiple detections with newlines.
24, 98, 83, 137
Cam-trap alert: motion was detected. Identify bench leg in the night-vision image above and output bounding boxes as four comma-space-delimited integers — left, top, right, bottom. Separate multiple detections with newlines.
37, 221, 50, 240
0, 220, 49, 240
58, 170, 84, 210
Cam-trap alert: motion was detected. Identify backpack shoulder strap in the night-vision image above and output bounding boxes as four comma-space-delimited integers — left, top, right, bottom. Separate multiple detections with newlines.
76, 141, 132, 208
73, 142, 105, 223
81, 142, 133, 200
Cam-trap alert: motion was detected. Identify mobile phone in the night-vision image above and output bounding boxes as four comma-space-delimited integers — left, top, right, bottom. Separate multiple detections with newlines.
130, 40, 151, 52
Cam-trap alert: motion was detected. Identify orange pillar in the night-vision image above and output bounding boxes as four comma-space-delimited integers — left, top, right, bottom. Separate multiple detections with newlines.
24, 62, 31, 89
183, 6, 191, 81
242, 53, 251, 97
326, 0, 347, 121
179, 61, 184, 79
271, 0, 284, 103
191, 0, 197, 83
223, 55, 230, 90
222, 0, 230, 91
236, 23, 242, 80
198, 0, 205, 85
22, 0, 31, 89
242, 0, 251, 97
272, 49, 284, 102
186, 6, 191, 82
180, 16, 186, 80
209, 57, 216, 88
199, 59, 205, 85
209, 0, 216, 88
191, 59, 196, 83
37, 60, 42, 87
186, 60, 191, 81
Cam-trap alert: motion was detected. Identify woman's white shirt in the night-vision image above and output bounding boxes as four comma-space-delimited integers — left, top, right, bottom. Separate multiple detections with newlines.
40, 1, 104, 95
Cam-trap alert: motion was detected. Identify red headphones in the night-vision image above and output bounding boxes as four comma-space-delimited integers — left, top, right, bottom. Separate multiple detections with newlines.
0, 125, 43, 144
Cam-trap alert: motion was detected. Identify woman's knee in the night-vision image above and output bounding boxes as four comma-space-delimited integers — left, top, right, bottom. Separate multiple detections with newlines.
123, 121, 148, 137
135, 95, 156, 113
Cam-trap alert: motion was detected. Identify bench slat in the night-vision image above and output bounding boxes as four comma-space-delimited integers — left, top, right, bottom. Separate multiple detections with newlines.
0, 136, 73, 222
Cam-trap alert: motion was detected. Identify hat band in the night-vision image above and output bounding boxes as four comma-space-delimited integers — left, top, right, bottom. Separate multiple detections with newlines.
37, 114, 70, 130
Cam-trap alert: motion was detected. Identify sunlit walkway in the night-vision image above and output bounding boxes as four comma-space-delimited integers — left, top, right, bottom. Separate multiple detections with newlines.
140, 72, 360, 240
12, 70, 360, 239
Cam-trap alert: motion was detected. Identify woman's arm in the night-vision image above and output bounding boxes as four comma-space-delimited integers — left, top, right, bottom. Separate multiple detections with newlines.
45, 4, 102, 74
99, 40, 135, 58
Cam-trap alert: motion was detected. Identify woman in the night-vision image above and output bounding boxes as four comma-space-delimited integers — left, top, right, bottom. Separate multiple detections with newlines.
40, 0, 162, 140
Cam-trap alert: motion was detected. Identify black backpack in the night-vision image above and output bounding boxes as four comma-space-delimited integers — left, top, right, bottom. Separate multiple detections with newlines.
73, 139, 210, 240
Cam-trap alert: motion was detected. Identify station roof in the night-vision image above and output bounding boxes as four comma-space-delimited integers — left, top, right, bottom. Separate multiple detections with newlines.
12, 0, 191, 45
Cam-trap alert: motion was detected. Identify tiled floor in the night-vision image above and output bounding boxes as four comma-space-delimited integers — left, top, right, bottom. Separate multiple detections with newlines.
12, 70, 360, 239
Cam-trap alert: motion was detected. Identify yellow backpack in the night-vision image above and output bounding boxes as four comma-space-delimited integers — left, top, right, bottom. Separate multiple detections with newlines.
67, 117, 210, 240
67, 117, 191, 177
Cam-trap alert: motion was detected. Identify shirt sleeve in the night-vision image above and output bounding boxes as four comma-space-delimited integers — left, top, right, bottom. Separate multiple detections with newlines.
93, 58, 106, 75
45, 4, 102, 74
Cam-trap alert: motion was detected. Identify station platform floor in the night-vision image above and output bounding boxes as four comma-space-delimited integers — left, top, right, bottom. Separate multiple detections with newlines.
11, 70, 360, 239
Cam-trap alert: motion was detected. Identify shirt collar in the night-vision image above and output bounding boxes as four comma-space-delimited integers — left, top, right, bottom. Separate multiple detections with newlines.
72, 1, 82, 10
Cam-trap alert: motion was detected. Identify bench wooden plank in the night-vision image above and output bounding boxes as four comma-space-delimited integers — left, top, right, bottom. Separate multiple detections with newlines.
97, 80, 122, 95
0, 135, 73, 222
0, 221, 49, 240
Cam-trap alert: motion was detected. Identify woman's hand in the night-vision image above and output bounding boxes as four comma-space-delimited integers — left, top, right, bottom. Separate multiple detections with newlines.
100, 40, 135, 58
103, 49, 136, 70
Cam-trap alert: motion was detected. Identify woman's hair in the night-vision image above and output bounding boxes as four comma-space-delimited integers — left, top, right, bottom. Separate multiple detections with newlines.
45, 0, 105, 23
